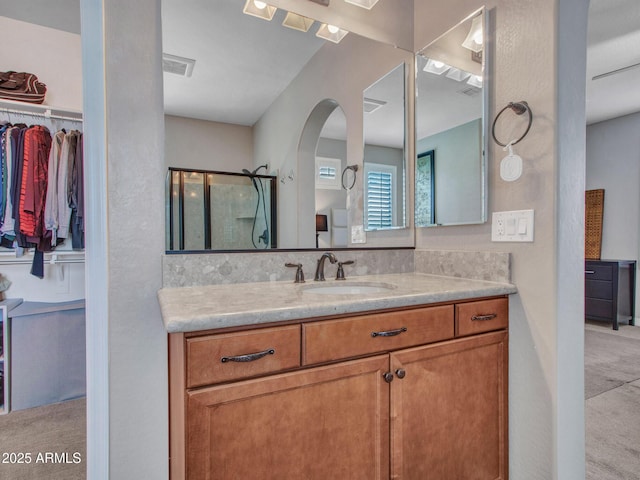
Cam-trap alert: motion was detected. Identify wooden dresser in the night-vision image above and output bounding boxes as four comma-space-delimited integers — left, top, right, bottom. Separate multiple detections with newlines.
585, 259, 636, 330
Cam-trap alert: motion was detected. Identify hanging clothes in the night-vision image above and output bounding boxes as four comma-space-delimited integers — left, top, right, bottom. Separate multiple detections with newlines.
0, 117, 84, 278
68, 131, 84, 249
44, 130, 68, 246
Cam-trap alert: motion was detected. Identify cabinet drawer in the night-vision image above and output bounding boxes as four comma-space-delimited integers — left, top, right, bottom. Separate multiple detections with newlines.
585, 279, 613, 300
456, 298, 509, 337
585, 298, 613, 320
585, 264, 613, 281
302, 305, 454, 365
186, 325, 301, 388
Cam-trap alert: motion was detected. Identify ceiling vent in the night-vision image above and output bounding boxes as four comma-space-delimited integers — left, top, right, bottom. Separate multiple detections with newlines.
363, 97, 387, 113
458, 87, 480, 97
162, 53, 196, 77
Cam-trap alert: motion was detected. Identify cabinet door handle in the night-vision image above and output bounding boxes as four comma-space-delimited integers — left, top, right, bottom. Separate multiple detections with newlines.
395, 368, 406, 379
221, 348, 275, 363
471, 314, 497, 322
383, 372, 394, 383
585, 270, 595, 274
371, 327, 407, 338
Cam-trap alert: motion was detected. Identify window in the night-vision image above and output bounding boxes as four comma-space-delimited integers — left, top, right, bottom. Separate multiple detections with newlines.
315, 157, 342, 190
365, 163, 396, 229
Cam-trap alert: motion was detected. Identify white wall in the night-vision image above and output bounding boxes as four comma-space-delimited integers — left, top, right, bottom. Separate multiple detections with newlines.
164, 115, 253, 172
414, 0, 587, 478
81, 0, 168, 478
586, 112, 640, 261
0, 16, 82, 111
0, 16, 85, 302
417, 118, 482, 225
586, 111, 640, 317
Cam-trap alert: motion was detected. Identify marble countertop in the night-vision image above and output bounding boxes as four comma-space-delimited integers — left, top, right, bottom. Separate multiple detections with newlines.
158, 273, 517, 333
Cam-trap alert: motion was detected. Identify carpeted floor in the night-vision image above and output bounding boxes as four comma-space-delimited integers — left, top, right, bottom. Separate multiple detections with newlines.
0, 397, 85, 480
585, 321, 640, 480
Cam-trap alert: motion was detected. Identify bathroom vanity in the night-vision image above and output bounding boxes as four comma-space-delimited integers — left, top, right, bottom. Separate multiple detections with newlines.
160, 273, 515, 479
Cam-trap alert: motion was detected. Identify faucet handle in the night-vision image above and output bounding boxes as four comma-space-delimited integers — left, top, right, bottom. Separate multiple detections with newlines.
336, 260, 355, 280
285, 263, 305, 283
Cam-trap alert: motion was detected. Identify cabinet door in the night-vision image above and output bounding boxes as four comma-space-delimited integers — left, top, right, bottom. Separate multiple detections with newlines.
390, 331, 508, 480
186, 355, 390, 480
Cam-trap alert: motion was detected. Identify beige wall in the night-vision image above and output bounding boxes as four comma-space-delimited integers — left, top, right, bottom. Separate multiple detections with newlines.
164, 115, 253, 172
415, 0, 587, 478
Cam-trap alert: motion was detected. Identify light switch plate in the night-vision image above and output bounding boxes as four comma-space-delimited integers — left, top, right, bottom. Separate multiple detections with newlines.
351, 225, 366, 244
492, 210, 534, 242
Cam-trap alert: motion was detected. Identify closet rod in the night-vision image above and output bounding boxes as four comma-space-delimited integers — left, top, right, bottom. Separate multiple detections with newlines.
0, 106, 83, 123
0, 259, 84, 266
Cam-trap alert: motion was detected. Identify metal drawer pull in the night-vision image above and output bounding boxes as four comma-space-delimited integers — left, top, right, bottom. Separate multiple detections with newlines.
371, 327, 407, 338
471, 314, 498, 322
585, 270, 595, 274
221, 348, 275, 363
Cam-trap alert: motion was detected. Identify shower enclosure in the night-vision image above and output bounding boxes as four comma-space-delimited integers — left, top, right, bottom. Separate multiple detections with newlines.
166, 168, 277, 251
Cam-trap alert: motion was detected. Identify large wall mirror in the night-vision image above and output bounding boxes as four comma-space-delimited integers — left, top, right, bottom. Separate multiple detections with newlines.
162, 0, 412, 252
415, 7, 488, 227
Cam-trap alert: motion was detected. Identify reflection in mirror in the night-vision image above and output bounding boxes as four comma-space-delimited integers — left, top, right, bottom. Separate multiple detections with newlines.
162, 0, 412, 252
415, 8, 487, 227
315, 106, 348, 249
363, 63, 406, 231
166, 168, 277, 251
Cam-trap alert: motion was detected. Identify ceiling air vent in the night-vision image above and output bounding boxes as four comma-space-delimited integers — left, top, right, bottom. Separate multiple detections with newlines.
162, 53, 196, 77
458, 87, 480, 97
363, 97, 387, 113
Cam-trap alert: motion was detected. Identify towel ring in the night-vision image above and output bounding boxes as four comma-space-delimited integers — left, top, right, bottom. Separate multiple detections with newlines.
491, 101, 533, 147
342, 165, 358, 190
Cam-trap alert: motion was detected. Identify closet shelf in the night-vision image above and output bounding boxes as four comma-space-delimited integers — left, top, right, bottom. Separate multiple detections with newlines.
0, 98, 83, 122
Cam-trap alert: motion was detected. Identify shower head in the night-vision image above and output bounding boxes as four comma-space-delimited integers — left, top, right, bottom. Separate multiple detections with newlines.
244, 164, 269, 176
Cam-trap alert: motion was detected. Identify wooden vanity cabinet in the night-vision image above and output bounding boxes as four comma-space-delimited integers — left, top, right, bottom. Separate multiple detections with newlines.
169, 297, 509, 480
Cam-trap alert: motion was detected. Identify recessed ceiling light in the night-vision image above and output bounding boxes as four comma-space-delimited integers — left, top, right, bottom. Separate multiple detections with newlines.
344, 0, 380, 9
242, 0, 276, 21
316, 23, 348, 43
423, 58, 450, 75
462, 15, 483, 52
282, 12, 315, 32
445, 67, 471, 82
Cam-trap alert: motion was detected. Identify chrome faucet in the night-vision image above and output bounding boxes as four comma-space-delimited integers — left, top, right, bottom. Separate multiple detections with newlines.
314, 252, 337, 281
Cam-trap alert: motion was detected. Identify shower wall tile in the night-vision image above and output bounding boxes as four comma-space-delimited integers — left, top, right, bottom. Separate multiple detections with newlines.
162, 249, 415, 288
414, 249, 511, 283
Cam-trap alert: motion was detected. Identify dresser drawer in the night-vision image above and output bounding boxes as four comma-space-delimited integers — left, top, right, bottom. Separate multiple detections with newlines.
585, 298, 613, 320
302, 305, 454, 365
585, 279, 613, 300
456, 298, 509, 337
186, 325, 301, 388
585, 264, 613, 281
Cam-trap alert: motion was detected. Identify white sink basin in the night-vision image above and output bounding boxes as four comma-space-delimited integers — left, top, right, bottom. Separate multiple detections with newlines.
303, 282, 396, 295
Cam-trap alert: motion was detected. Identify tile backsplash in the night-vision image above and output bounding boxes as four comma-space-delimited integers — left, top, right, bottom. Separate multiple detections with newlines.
162, 248, 511, 288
